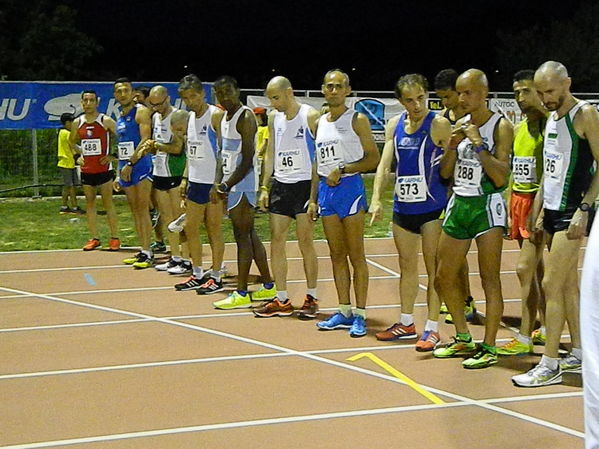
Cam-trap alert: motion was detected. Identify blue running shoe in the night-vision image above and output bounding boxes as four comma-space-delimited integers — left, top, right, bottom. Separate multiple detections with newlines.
350, 315, 367, 338
317, 312, 354, 330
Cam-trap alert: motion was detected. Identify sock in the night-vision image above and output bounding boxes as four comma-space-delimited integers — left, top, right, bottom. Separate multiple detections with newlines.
572, 347, 583, 361
263, 282, 274, 290
481, 342, 496, 354
142, 250, 152, 258
517, 333, 532, 345
540, 355, 559, 370
307, 287, 317, 298
278, 290, 288, 303
212, 270, 222, 282
400, 313, 413, 326
539, 326, 546, 335
424, 320, 438, 332
456, 332, 472, 342
354, 307, 366, 318
193, 266, 203, 278
172, 256, 182, 263
339, 304, 352, 318
237, 290, 248, 297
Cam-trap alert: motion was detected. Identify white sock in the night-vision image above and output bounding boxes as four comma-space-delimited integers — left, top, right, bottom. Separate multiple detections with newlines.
540, 355, 559, 371
354, 307, 366, 318
540, 326, 546, 335
339, 304, 352, 318
517, 333, 532, 345
212, 270, 222, 282
307, 287, 317, 298
400, 313, 413, 326
278, 290, 288, 303
172, 256, 182, 263
424, 320, 438, 332
142, 250, 152, 258
572, 347, 583, 361
193, 266, 203, 278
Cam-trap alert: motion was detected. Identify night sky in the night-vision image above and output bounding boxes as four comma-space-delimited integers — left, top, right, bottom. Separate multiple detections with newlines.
76, 0, 584, 91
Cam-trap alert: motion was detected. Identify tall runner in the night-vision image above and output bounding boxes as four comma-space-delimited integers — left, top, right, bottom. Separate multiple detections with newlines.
174, 74, 226, 293
254, 76, 320, 318
433, 69, 513, 369
211, 76, 276, 310
370, 74, 451, 351
70, 90, 120, 251
314, 69, 380, 338
113, 78, 155, 269
497, 70, 547, 355
513, 61, 599, 386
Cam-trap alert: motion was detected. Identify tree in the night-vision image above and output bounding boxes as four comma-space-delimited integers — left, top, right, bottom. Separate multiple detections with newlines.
0, 1, 101, 80
495, 1, 599, 90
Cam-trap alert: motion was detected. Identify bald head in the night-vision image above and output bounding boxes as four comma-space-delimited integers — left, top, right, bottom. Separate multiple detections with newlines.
535, 61, 569, 82
458, 69, 489, 90
455, 69, 489, 113
170, 109, 189, 134
150, 85, 168, 97
265, 76, 296, 113
267, 76, 292, 92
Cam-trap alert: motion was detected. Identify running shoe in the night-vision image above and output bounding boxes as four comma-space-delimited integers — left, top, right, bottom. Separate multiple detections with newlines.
123, 252, 142, 265
168, 213, 187, 233
433, 337, 477, 358
196, 278, 225, 295
174, 275, 203, 291
150, 241, 167, 253
59, 206, 70, 214
415, 331, 441, 352
531, 328, 547, 345
155, 257, 178, 271
250, 284, 277, 301
150, 209, 160, 229
213, 291, 251, 309
297, 294, 319, 320
132, 252, 153, 269
559, 354, 582, 374
439, 303, 449, 314
316, 312, 354, 330
349, 315, 367, 338
168, 260, 192, 275
253, 298, 294, 317
108, 238, 120, 251
83, 238, 100, 251
512, 363, 562, 387
445, 299, 477, 324
71, 206, 86, 215
462, 346, 498, 369
375, 322, 417, 341
496, 338, 533, 356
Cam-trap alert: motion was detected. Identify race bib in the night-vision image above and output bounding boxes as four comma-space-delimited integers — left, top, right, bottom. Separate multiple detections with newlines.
154, 152, 167, 176
395, 175, 427, 202
81, 139, 101, 156
118, 141, 135, 160
222, 150, 236, 175
276, 149, 305, 174
317, 142, 342, 169
512, 156, 537, 183
187, 140, 205, 161
544, 151, 564, 180
455, 159, 482, 187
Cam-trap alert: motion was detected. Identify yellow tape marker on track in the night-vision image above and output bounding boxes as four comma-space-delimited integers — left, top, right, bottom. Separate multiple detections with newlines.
347, 352, 445, 405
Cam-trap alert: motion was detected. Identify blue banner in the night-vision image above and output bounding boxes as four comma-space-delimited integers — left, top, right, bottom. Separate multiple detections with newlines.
0, 81, 213, 130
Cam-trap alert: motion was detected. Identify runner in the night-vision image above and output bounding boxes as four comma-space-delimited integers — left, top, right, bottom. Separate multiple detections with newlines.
253, 76, 320, 318
314, 69, 380, 337
433, 69, 513, 369
113, 78, 155, 269
497, 70, 547, 355
210, 76, 276, 309
513, 61, 599, 386
174, 74, 226, 292
69, 90, 120, 251
434, 68, 477, 323
370, 74, 451, 351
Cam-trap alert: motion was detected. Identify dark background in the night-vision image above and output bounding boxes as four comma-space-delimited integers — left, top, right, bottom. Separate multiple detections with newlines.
1, 0, 598, 91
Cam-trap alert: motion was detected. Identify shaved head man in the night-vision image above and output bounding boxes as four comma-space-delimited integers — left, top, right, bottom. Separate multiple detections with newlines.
513, 61, 599, 388
253, 76, 320, 318
433, 68, 513, 369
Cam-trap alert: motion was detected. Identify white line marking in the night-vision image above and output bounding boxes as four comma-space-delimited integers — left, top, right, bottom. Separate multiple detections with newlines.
366, 257, 429, 291
485, 391, 584, 404
0, 285, 583, 442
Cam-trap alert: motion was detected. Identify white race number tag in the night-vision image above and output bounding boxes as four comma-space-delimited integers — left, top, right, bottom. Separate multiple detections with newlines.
222, 151, 236, 175
276, 149, 304, 174
395, 175, 427, 202
512, 156, 537, 183
118, 141, 135, 160
187, 140, 205, 160
81, 139, 101, 156
455, 159, 482, 187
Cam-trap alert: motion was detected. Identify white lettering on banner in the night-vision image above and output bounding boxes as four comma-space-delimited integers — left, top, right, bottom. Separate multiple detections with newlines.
0, 98, 32, 121
105, 99, 120, 120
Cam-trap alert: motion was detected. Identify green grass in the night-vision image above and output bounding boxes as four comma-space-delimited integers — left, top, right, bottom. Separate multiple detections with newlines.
0, 175, 396, 251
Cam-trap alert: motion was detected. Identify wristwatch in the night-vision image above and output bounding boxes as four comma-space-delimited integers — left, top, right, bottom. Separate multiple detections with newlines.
126, 160, 134, 167
579, 202, 591, 212
217, 182, 230, 194
338, 162, 346, 174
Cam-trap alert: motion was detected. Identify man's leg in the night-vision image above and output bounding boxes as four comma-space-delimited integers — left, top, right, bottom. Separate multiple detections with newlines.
475, 227, 504, 347
61, 186, 69, 209
269, 212, 293, 295
228, 195, 258, 292
296, 213, 318, 291
421, 220, 442, 323
134, 179, 153, 252
205, 199, 225, 275
154, 188, 179, 257
322, 214, 350, 307
99, 180, 118, 240
83, 184, 98, 239
564, 261, 581, 352
185, 199, 207, 274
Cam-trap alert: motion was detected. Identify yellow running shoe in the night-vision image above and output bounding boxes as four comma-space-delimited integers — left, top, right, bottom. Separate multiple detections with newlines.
531, 328, 546, 345
497, 338, 533, 356
250, 284, 277, 301
123, 252, 142, 265
213, 291, 251, 310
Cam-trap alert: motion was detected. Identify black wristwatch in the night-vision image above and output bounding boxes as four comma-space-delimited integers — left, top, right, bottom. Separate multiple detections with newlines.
126, 160, 134, 167
217, 182, 230, 194
579, 202, 591, 212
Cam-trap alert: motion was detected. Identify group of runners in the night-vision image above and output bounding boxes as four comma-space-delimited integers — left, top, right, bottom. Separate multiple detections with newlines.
67, 61, 599, 392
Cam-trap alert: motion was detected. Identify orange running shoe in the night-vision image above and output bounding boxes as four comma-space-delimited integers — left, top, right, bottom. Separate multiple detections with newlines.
83, 238, 101, 251
108, 238, 120, 251
415, 331, 441, 352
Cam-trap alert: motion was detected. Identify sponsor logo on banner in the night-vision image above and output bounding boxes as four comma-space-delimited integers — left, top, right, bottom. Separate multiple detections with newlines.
354, 98, 385, 131
0, 98, 32, 121
428, 99, 443, 111
44, 93, 83, 120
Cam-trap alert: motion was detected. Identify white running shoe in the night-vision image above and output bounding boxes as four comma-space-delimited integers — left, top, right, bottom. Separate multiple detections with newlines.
168, 213, 187, 233
167, 259, 192, 275
512, 363, 562, 387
